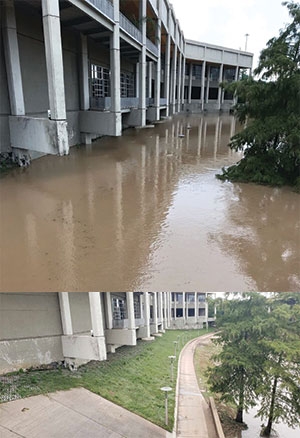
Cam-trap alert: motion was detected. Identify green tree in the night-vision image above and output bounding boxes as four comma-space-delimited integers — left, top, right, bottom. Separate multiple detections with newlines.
256, 293, 300, 436
207, 293, 269, 423
217, 2, 300, 190
207, 292, 300, 434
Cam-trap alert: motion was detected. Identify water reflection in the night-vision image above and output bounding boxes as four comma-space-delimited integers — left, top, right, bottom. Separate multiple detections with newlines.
0, 115, 299, 291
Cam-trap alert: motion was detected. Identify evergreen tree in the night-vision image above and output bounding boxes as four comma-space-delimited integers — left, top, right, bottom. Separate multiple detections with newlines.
217, 2, 300, 190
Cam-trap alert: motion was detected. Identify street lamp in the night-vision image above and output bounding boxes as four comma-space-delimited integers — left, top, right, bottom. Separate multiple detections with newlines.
245, 33, 249, 51
173, 340, 178, 356
160, 386, 172, 425
168, 355, 176, 381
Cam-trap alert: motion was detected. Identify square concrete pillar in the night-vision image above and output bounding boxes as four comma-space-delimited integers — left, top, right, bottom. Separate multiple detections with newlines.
42, 0, 69, 155
201, 61, 206, 111
59, 292, 73, 335
110, 0, 122, 136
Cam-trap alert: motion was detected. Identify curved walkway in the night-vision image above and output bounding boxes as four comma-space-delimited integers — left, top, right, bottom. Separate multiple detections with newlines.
176, 333, 218, 438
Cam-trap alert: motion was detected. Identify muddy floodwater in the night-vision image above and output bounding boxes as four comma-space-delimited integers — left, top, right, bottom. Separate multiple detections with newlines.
0, 114, 299, 292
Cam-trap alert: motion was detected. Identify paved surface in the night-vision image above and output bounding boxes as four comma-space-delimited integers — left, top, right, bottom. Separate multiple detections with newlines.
176, 334, 218, 438
0, 387, 172, 438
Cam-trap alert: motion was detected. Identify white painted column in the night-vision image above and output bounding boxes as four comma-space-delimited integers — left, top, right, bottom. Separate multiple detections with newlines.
171, 44, 178, 114
177, 51, 182, 113
148, 62, 153, 98
159, 292, 164, 330
110, 0, 122, 135
218, 63, 224, 110
136, 62, 140, 98
174, 293, 177, 320
168, 293, 171, 327
126, 292, 135, 330
153, 292, 158, 332
79, 34, 89, 111
233, 65, 239, 105
89, 292, 104, 337
182, 292, 186, 324
105, 292, 113, 329
194, 292, 197, 323
42, 0, 68, 155
201, 61, 206, 111
188, 62, 193, 104
154, 15, 161, 121
163, 292, 168, 328
205, 293, 209, 328
3, 2, 25, 116
139, 0, 147, 126
164, 31, 171, 116
59, 293, 73, 335
144, 292, 151, 337
181, 54, 186, 109
205, 65, 210, 103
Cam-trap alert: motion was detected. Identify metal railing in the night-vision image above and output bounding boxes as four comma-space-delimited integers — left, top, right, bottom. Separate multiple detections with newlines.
146, 38, 158, 56
119, 12, 142, 43
85, 0, 114, 20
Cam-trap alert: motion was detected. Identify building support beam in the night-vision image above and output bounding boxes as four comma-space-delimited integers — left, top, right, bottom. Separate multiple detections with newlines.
164, 32, 171, 117
42, 0, 69, 155
171, 44, 177, 115
110, 0, 122, 135
143, 292, 151, 338
177, 51, 182, 113
188, 62, 192, 104
58, 292, 73, 335
181, 54, 186, 109
201, 61, 206, 111
105, 292, 113, 329
153, 292, 158, 332
154, 16, 161, 121
138, 0, 147, 126
217, 63, 224, 110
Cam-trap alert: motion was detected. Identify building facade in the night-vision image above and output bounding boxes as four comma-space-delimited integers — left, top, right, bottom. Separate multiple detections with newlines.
0, 292, 215, 373
0, 0, 253, 163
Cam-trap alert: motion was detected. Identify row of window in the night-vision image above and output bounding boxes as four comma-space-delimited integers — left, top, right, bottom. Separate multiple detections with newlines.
91, 64, 135, 98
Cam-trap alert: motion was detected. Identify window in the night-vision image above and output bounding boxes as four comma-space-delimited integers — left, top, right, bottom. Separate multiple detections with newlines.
209, 67, 220, 81
188, 308, 195, 317
90, 63, 110, 97
192, 64, 202, 79
112, 297, 126, 320
120, 72, 135, 98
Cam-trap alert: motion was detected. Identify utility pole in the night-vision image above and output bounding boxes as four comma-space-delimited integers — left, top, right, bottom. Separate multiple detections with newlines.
245, 33, 249, 51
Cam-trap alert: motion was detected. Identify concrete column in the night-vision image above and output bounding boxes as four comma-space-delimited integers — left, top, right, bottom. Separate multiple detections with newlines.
205, 293, 208, 328
164, 31, 171, 116
79, 34, 89, 111
144, 292, 151, 338
194, 292, 197, 323
3, 1, 25, 116
171, 44, 177, 114
153, 292, 158, 332
233, 66, 239, 105
218, 64, 224, 110
59, 292, 73, 335
163, 292, 168, 328
188, 63, 193, 104
154, 16, 161, 121
148, 62, 153, 98
177, 51, 182, 113
181, 55, 186, 109
174, 293, 177, 320
105, 292, 113, 329
159, 292, 164, 330
182, 292, 186, 324
136, 62, 140, 98
89, 293, 104, 337
201, 61, 206, 111
126, 292, 135, 329
138, 0, 147, 126
110, 0, 122, 135
42, 0, 68, 155
205, 65, 210, 103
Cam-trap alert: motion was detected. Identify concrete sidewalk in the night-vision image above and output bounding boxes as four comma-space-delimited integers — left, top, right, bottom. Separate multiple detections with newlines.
176, 334, 218, 438
0, 387, 172, 438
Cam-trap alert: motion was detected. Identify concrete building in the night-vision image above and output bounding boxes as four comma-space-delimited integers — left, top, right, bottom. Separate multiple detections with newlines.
0, 0, 253, 163
0, 292, 215, 373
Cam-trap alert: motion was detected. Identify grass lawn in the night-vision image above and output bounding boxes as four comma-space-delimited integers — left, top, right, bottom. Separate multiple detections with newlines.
0, 328, 213, 431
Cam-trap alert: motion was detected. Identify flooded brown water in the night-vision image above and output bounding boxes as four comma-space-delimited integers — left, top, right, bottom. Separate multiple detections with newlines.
0, 114, 299, 292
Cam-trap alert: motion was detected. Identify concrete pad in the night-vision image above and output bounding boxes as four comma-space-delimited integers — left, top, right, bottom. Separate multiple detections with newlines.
0, 388, 171, 438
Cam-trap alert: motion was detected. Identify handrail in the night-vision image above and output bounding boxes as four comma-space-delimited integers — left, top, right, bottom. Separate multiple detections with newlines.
85, 0, 114, 20
119, 12, 142, 43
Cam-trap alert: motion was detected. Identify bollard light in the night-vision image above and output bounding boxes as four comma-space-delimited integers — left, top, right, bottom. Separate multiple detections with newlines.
168, 355, 176, 381
160, 386, 172, 425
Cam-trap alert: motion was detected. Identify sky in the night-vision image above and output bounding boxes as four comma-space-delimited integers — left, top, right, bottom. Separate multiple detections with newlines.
170, 0, 291, 68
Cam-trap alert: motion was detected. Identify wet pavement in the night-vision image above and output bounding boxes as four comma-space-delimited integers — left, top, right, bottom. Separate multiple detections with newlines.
0, 114, 299, 291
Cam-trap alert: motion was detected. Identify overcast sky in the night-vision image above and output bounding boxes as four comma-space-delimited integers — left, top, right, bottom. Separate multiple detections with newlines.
170, 0, 291, 68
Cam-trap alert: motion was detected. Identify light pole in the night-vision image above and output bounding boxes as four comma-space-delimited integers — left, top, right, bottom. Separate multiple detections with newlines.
168, 355, 176, 381
160, 386, 172, 425
173, 340, 178, 357
245, 33, 249, 51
